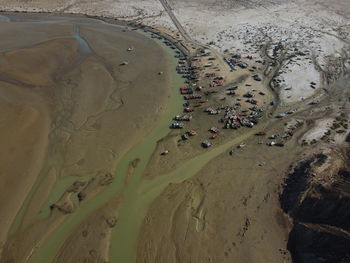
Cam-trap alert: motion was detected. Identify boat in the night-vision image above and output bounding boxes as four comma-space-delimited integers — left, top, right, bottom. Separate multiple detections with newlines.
184, 94, 201, 100
209, 127, 219, 133
275, 113, 286, 118
253, 74, 261, 81
182, 133, 189, 140
161, 150, 169, 155
237, 142, 246, 148
243, 92, 253, 98
184, 107, 194, 112
210, 134, 219, 139
202, 140, 212, 148
170, 122, 184, 129
188, 130, 197, 136
174, 115, 192, 121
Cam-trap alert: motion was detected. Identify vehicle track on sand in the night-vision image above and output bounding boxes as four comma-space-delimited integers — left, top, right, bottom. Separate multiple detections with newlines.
159, 0, 192, 42
158, 0, 234, 78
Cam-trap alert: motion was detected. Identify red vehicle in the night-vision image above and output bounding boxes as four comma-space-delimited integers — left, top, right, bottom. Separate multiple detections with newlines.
180, 87, 193, 95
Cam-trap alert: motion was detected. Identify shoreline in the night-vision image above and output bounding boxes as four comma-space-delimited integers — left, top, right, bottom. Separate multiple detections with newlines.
0, 9, 192, 56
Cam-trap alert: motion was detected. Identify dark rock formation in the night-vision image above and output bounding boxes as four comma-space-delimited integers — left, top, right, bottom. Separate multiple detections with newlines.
280, 149, 350, 263
288, 223, 350, 263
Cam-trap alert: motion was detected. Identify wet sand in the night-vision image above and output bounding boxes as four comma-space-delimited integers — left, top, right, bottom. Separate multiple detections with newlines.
0, 81, 50, 247
0, 13, 178, 262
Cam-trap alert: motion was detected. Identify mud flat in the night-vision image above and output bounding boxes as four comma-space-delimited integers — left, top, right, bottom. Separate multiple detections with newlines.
0, 13, 181, 262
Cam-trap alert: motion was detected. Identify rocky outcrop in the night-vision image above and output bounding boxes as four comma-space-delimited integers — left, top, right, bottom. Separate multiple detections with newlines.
280, 146, 350, 263
288, 223, 350, 263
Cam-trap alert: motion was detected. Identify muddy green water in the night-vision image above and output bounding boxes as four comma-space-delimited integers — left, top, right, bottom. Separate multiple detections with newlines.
26, 20, 185, 262
109, 126, 259, 263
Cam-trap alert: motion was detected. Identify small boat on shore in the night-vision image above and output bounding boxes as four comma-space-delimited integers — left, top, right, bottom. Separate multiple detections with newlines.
161, 150, 169, 155
170, 122, 184, 129
202, 140, 212, 148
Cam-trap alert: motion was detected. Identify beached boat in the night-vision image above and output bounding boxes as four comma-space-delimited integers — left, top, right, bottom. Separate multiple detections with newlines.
202, 140, 212, 148
170, 122, 184, 129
